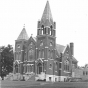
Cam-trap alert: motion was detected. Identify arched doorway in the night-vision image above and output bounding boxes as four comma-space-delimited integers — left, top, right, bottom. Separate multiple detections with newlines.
15, 64, 18, 73
37, 63, 42, 74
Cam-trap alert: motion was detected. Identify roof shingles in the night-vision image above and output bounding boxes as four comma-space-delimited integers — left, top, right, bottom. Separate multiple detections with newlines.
56, 44, 65, 54
41, 1, 53, 22
17, 28, 29, 40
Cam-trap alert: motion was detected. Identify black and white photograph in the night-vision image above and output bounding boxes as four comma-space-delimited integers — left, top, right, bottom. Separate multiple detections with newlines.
0, 0, 88, 88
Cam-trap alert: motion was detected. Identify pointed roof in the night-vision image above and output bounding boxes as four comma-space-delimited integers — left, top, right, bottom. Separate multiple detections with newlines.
72, 56, 78, 62
56, 44, 65, 54
17, 26, 29, 40
41, 1, 53, 22
30, 34, 36, 42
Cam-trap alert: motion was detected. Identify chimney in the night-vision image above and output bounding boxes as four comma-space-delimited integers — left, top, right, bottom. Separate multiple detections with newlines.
70, 42, 74, 56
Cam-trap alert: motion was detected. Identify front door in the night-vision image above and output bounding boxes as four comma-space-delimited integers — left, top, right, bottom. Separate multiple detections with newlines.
37, 63, 42, 74
15, 64, 18, 73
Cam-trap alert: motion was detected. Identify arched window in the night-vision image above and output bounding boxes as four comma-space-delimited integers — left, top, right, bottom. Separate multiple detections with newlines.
45, 28, 46, 34
38, 50, 41, 58
52, 30, 54, 36
28, 49, 34, 61
30, 65, 32, 72
50, 29, 51, 35
19, 53, 21, 61
50, 51, 53, 59
23, 65, 25, 73
50, 25, 53, 35
65, 59, 69, 65
29, 49, 34, 55
17, 44, 20, 48
55, 62, 58, 70
32, 65, 34, 72
30, 42, 33, 45
38, 29, 40, 35
48, 50, 50, 58
41, 25, 44, 29
49, 63, 52, 69
27, 65, 29, 72
30, 65, 33, 72
41, 25, 44, 34
24, 52, 26, 61
42, 50, 44, 58
48, 28, 50, 34
50, 42, 53, 46
50, 25, 53, 29
40, 41, 43, 46
83, 71, 85, 75
64, 59, 69, 71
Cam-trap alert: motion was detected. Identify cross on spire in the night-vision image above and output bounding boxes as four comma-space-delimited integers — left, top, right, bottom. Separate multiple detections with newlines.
23, 24, 25, 28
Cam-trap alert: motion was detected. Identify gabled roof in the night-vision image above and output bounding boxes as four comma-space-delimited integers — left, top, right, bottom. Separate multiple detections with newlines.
56, 44, 78, 63
30, 34, 36, 42
27, 35, 36, 46
32, 37, 36, 41
30, 35, 36, 42
72, 56, 78, 62
56, 44, 65, 54
85, 64, 88, 68
17, 28, 29, 40
41, 1, 53, 22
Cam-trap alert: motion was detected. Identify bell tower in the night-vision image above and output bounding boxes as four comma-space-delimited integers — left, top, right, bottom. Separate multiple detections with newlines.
37, 1, 56, 60
36, 1, 56, 79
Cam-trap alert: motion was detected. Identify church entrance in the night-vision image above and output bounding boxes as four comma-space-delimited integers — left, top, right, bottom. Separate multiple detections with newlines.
37, 63, 42, 74
15, 64, 18, 73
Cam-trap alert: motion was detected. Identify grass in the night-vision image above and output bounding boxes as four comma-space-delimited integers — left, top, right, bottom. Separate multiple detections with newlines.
1, 80, 88, 88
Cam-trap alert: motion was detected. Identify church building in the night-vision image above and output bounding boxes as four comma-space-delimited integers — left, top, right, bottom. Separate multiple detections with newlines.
13, 1, 78, 82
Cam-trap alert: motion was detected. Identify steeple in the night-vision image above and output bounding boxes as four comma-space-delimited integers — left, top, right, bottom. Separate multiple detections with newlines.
17, 24, 29, 40
41, 1, 53, 23
37, 1, 56, 36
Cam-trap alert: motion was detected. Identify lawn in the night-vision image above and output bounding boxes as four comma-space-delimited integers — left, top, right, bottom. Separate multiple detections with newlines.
1, 80, 88, 88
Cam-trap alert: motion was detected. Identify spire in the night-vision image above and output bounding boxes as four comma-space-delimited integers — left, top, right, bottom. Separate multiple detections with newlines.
41, 1, 53, 22
17, 24, 29, 40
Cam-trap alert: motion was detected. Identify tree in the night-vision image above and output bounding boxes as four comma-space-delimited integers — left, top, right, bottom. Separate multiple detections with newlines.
0, 45, 14, 79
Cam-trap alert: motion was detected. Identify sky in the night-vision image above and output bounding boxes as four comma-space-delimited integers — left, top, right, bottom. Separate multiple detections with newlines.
0, 0, 88, 66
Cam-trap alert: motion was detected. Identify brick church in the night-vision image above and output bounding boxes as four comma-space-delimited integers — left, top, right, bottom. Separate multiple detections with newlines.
13, 1, 78, 82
